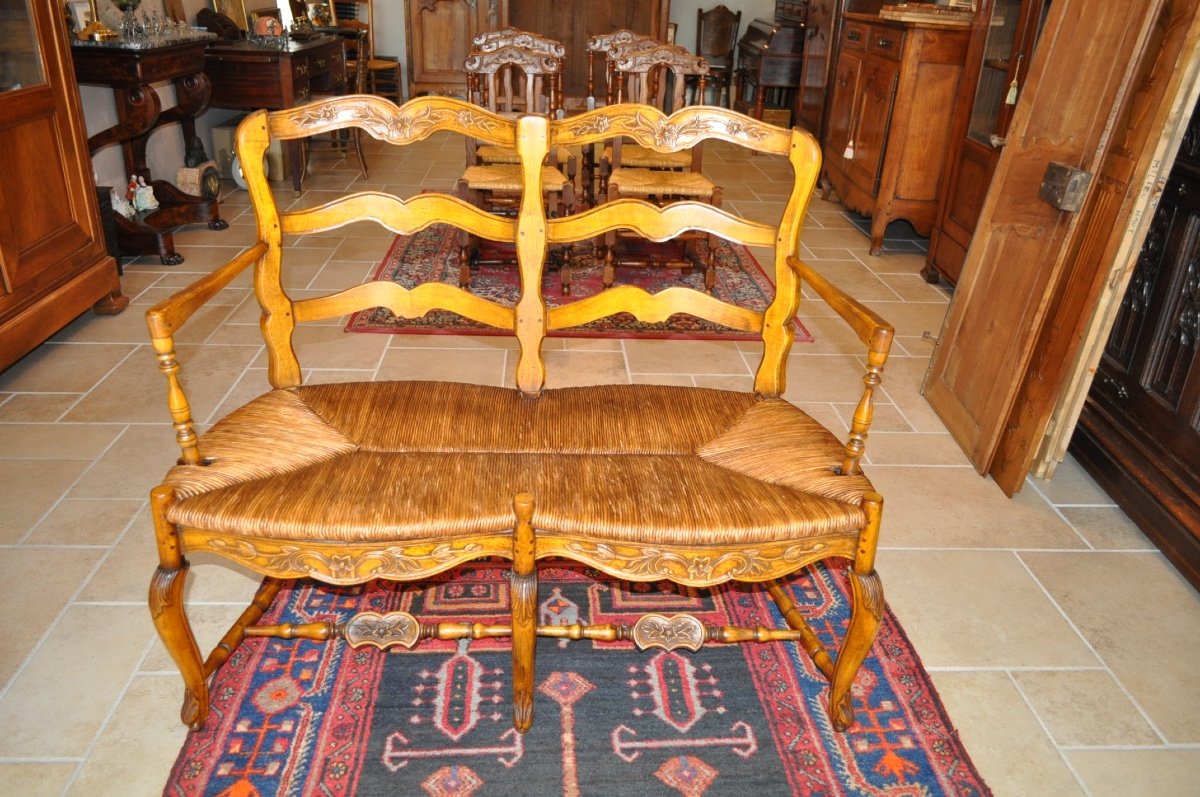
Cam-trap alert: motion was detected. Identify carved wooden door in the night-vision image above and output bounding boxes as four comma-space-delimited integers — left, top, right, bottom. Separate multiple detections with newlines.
924, 0, 1200, 493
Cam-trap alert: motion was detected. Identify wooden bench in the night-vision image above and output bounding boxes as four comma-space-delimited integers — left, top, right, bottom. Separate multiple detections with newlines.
145, 96, 893, 734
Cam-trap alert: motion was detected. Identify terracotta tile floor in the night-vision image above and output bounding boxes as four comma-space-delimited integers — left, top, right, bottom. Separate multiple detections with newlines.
1, 132, 1198, 796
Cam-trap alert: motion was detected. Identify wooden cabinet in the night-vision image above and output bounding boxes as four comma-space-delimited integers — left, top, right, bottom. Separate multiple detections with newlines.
923, 0, 1049, 285
822, 13, 970, 255
1071, 98, 1200, 589
509, 0, 670, 99
405, 0, 509, 96
0, 0, 126, 372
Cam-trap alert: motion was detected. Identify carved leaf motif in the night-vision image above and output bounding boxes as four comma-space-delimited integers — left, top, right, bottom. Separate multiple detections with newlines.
568, 115, 612, 136
566, 542, 787, 582
723, 118, 769, 142
203, 539, 483, 580
631, 112, 712, 149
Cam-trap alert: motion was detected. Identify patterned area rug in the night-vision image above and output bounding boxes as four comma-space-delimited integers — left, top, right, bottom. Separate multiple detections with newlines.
164, 561, 988, 796
344, 225, 812, 341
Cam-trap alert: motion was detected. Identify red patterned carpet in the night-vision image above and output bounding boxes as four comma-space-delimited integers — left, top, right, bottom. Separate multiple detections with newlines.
164, 561, 988, 796
345, 225, 813, 341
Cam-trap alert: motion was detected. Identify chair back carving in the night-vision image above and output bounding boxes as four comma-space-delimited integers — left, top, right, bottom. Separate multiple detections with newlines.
586, 29, 654, 106
232, 96, 818, 397
474, 26, 566, 59
613, 44, 709, 113
464, 44, 563, 117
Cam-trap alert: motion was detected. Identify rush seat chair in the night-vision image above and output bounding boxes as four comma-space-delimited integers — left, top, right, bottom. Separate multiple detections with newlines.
145, 96, 893, 735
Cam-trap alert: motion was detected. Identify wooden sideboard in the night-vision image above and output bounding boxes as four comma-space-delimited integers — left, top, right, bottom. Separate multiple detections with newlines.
0, 0, 126, 372
404, 0, 670, 99
72, 36, 227, 265
822, 12, 970, 254
205, 36, 347, 194
1071, 96, 1200, 590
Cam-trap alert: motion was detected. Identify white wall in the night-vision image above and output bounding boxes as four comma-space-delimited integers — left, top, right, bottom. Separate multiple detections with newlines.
78, 0, 774, 187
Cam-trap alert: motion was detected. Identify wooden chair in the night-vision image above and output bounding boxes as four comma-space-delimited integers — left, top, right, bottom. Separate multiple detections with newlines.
691, 4, 742, 107
456, 45, 575, 289
302, 28, 370, 178
334, 0, 402, 104
145, 96, 893, 738
598, 45, 720, 290
471, 26, 566, 115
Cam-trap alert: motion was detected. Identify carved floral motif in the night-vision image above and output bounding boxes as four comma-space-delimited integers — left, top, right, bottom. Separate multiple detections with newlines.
205, 538, 483, 580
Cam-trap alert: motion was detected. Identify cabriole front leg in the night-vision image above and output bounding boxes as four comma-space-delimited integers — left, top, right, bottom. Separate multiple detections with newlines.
149, 563, 209, 729
828, 569, 883, 731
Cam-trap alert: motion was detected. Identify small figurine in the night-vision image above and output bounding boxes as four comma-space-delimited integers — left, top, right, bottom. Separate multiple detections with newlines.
133, 176, 159, 211
110, 188, 135, 219
126, 175, 138, 202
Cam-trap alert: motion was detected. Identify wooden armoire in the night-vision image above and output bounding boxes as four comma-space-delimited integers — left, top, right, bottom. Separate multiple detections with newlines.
0, 0, 126, 372
404, 0, 670, 99
1071, 97, 1200, 589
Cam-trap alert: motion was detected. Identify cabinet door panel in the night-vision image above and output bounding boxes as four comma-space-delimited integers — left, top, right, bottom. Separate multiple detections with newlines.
409, 0, 476, 89
0, 88, 91, 298
824, 54, 861, 170
847, 59, 897, 194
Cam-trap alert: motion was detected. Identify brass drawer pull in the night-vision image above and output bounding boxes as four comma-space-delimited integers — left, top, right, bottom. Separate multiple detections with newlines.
876, 37, 894, 48
847, 30, 862, 42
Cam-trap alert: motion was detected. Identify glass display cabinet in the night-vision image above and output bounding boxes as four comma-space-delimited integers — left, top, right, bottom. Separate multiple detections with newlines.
923, 0, 1051, 285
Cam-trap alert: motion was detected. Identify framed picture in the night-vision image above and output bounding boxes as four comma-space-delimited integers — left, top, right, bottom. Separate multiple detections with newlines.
305, 1, 333, 27
66, 0, 92, 31
212, 0, 248, 30
249, 7, 283, 35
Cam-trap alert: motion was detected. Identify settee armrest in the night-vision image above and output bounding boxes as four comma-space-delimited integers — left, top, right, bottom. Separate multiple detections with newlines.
788, 256, 894, 476
146, 243, 267, 465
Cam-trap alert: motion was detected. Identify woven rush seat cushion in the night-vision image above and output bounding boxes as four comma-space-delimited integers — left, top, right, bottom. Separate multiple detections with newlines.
477, 144, 574, 165
603, 143, 692, 170
609, 168, 716, 198
462, 163, 570, 192
164, 382, 872, 545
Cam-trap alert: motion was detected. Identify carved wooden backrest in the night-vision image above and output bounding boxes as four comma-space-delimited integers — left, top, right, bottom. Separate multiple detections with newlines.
235, 96, 817, 398
696, 4, 742, 67
586, 30, 655, 105
612, 44, 709, 112
474, 26, 566, 59
464, 44, 562, 117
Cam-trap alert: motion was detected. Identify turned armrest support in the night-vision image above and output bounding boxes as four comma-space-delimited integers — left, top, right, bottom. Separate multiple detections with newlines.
788, 256, 894, 476
145, 243, 267, 465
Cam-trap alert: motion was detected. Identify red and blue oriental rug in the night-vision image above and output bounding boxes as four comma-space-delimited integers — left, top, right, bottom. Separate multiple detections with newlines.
164, 560, 988, 796
345, 225, 812, 342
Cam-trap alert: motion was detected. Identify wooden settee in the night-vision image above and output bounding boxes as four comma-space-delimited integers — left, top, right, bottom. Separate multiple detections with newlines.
145, 96, 893, 734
